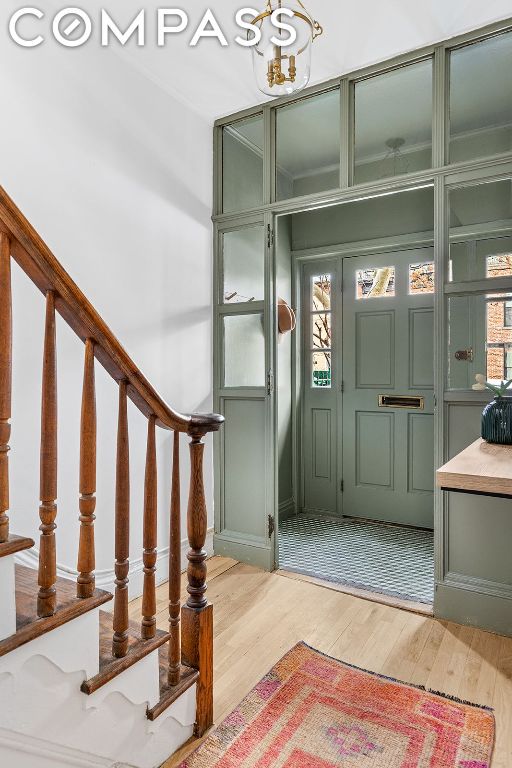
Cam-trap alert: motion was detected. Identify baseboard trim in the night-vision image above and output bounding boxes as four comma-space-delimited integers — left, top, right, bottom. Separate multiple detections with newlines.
16, 529, 214, 600
443, 570, 512, 602
278, 498, 296, 521
435, 581, 512, 637
0, 727, 115, 768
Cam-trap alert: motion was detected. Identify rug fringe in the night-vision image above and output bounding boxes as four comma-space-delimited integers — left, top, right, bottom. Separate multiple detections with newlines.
300, 642, 495, 713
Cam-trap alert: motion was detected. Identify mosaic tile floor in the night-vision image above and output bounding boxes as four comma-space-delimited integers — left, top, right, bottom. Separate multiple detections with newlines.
279, 515, 434, 604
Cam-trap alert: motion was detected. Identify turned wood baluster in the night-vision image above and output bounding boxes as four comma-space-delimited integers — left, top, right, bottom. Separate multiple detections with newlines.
0, 233, 12, 544
168, 430, 181, 686
38, 291, 58, 618
113, 380, 130, 657
185, 430, 208, 611
77, 339, 97, 598
141, 415, 157, 640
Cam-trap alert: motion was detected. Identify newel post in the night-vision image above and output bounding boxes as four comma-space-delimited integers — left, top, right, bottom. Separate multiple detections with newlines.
181, 413, 223, 737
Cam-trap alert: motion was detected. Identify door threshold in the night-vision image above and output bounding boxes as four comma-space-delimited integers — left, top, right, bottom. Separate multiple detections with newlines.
276, 568, 434, 617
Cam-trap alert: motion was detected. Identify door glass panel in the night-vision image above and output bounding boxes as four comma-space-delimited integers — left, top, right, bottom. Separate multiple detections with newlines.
448, 292, 512, 389
224, 314, 265, 388
223, 115, 264, 214
409, 262, 435, 294
450, 32, 512, 164
449, 180, 512, 282
312, 313, 332, 349
354, 60, 433, 185
356, 266, 395, 298
312, 274, 331, 311
276, 89, 340, 201
312, 351, 331, 388
223, 226, 264, 304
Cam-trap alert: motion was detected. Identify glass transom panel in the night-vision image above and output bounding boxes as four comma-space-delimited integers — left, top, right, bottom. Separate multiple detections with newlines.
354, 60, 433, 184
223, 115, 264, 214
450, 32, 512, 164
276, 89, 341, 201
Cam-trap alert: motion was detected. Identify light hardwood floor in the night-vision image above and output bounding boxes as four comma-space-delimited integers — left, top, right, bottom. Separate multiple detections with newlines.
128, 558, 512, 768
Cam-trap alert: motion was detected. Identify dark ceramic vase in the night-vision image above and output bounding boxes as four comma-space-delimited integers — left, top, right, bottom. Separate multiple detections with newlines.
481, 396, 512, 444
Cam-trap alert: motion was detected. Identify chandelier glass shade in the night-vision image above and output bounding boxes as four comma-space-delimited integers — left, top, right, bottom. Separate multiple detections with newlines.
250, 1, 323, 97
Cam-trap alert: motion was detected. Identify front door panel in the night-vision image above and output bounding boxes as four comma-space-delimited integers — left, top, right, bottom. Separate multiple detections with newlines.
342, 248, 434, 528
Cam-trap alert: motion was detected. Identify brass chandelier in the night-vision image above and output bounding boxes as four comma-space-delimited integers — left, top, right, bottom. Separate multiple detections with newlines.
250, 0, 323, 97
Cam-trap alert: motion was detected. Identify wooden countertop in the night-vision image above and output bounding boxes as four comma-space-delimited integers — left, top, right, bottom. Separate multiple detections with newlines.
436, 438, 512, 497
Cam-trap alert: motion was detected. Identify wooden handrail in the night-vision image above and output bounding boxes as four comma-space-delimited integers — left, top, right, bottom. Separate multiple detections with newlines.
0, 186, 223, 438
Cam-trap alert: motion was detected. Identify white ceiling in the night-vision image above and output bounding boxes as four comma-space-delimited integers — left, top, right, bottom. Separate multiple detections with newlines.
112, 0, 512, 123
25, 0, 512, 125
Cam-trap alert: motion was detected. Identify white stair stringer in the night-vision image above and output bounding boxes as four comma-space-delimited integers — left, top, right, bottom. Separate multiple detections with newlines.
0, 610, 197, 768
0, 553, 18, 640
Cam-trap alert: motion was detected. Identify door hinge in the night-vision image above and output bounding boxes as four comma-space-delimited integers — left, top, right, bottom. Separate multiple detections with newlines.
340, 480, 344, 492
267, 369, 274, 395
340, 381, 345, 393
267, 225, 274, 248
268, 514, 275, 538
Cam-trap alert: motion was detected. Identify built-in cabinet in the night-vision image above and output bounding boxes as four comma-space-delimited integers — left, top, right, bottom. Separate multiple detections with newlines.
213, 19, 512, 635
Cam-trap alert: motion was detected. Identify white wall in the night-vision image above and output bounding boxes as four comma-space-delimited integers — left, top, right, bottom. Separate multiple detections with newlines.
0, 35, 214, 593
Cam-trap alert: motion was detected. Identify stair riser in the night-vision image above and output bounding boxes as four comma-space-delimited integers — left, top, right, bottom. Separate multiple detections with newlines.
0, 611, 196, 768
0, 609, 101, 679
0, 556, 17, 641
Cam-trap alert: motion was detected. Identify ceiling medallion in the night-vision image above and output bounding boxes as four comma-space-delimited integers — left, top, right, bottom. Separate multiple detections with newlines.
250, 0, 323, 97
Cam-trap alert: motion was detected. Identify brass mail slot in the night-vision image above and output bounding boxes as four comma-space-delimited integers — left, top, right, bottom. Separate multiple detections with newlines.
378, 395, 424, 410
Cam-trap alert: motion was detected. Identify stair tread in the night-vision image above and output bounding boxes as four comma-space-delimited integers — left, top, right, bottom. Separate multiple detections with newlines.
0, 534, 35, 558
146, 645, 199, 721
81, 611, 171, 695
0, 564, 112, 658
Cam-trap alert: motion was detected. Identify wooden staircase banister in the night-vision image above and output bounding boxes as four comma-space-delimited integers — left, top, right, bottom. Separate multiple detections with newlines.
0, 186, 223, 437
0, 185, 224, 734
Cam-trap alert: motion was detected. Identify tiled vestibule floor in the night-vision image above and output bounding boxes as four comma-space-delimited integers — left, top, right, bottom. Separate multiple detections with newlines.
278, 514, 435, 605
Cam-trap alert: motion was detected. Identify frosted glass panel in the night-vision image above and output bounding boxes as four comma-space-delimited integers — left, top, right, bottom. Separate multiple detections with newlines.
354, 60, 432, 184
223, 226, 264, 304
223, 115, 264, 213
449, 180, 512, 282
276, 89, 340, 201
224, 314, 265, 388
450, 32, 512, 163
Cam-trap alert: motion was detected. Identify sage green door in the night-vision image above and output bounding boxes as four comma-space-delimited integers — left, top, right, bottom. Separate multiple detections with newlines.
213, 219, 276, 570
342, 248, 435, 528
302, 261, 339, 516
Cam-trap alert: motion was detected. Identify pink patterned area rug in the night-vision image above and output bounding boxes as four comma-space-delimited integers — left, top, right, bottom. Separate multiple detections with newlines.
180, 642, 495, 767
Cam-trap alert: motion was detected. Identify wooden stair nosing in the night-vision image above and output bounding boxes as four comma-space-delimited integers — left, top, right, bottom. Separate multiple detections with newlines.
81, 611, 171, 695
0, 534, 35, 558
146, 645, 199, 722
0, 565, 112, 658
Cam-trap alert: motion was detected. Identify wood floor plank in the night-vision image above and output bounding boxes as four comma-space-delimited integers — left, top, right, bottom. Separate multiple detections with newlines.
159, 563, 510, 768
380, 612, 434, 682
457, 629, 501, 708
426, 622, 475, 697
492, 635, 512, 768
